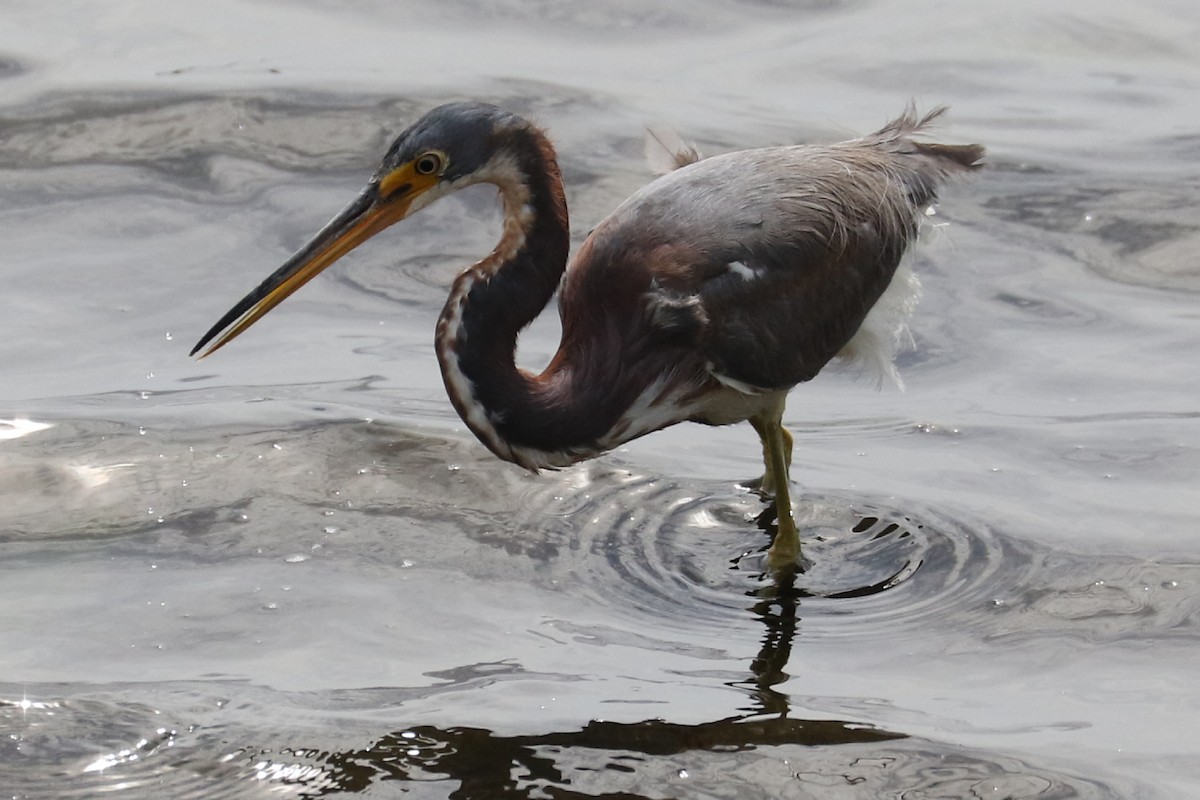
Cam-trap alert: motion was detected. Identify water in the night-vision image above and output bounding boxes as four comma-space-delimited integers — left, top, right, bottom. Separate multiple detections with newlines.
3, 0, 1199, 797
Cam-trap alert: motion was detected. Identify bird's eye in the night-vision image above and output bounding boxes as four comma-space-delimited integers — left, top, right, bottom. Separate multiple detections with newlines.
415, 152, 444, 176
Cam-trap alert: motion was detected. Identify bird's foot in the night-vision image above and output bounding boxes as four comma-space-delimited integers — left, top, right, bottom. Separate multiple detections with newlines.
741, 475, 765, 493
740, 472, 781, 497
765, 519, 804, 574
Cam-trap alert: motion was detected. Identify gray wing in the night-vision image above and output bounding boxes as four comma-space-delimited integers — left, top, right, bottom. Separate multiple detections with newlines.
600, 109, 983, 392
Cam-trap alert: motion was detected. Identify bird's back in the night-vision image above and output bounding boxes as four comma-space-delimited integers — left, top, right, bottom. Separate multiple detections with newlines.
561, 108, 983, 394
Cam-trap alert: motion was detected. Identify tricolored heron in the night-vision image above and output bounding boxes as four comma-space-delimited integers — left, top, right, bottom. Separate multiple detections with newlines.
192, 102, 983, 571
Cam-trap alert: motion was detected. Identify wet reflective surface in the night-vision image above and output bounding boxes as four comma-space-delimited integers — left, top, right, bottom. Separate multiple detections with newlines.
3, 1, 1200, 797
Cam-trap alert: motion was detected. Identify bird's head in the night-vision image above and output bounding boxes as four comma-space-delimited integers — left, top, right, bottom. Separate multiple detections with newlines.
191, 102, 532, 358
373, 102, 531, 215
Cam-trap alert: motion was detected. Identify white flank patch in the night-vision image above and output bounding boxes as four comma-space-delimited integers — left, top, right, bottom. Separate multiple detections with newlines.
709, 368, 768, 396
597, 375, 697, 450
726, 260, 758, 281
834, 260, 921, 389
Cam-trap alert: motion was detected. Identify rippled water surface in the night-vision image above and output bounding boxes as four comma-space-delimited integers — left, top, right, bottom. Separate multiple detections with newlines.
3, 1, 1200, 797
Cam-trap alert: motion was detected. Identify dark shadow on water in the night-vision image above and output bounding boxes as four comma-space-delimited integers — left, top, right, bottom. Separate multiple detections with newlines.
228, 711, 1126, 799
282, 716, 903, 798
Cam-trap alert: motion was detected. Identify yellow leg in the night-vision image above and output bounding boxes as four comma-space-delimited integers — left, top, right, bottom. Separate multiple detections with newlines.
748, 417, 793, 496
750, 400, 801, 570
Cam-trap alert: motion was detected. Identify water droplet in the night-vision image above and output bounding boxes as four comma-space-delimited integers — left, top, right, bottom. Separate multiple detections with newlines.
447, 464, 461, 472
1162, 580, 1179, 589
165, 332, 173, 341
400, 731, 417, 739
285, 554, 309, 564
138, 426, 147, 435
357, 468, 369, 475
272, 443, 282, 450
677, 769, 689, 779
263, 603, 278, 610
139, 391, 151, 399
146, 371, 155, 380
323, 526, 337, 534
401, 559, 415, 568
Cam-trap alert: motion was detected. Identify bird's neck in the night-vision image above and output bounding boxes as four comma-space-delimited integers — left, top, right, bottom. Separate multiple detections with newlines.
434, 131, 575, 469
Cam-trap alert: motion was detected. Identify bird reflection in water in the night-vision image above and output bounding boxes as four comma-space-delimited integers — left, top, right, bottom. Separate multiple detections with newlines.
244, 716, 905, 797
193, 103, 982, 571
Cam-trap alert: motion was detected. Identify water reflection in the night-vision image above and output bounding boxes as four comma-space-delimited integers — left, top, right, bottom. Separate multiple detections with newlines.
743, 562, 800, 706
272, 716, 903, 797
0, 660, 1141, 800
223, 715, 1131, 799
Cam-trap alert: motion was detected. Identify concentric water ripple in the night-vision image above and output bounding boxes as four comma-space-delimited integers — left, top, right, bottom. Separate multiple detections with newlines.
529, 464, 1199, 653
541, 466, 1035, 642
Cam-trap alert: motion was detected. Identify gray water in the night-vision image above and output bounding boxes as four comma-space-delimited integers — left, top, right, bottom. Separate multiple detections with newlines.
3, 0, 1199, 797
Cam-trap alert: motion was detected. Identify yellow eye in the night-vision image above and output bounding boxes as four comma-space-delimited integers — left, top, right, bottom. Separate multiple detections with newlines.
415, 152, 444, 176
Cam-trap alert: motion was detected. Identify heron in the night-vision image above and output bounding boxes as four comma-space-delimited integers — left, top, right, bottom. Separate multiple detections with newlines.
192, 102, 982, 571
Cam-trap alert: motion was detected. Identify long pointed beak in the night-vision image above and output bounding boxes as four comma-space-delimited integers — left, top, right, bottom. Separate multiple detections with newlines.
191, 171, 425, 359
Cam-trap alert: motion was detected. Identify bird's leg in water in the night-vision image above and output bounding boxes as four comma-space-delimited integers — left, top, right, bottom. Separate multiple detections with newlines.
749, 416, 793, 496
750, 402, 802, 569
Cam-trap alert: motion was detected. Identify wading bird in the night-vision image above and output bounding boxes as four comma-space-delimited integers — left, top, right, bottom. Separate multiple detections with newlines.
192, 102, 982, 570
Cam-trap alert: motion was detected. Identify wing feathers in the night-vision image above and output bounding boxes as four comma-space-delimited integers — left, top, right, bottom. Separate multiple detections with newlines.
644, 125, 703, 175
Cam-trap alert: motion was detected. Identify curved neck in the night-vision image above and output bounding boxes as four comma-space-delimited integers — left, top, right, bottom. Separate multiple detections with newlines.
434, 128, 574, 469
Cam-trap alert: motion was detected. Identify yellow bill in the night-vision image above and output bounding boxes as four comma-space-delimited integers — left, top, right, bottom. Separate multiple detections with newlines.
191, 161, 438, 358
